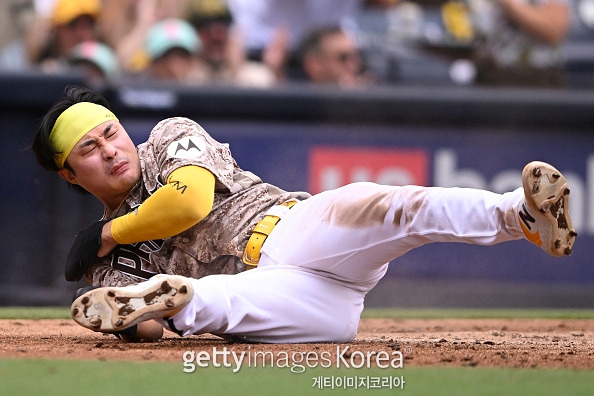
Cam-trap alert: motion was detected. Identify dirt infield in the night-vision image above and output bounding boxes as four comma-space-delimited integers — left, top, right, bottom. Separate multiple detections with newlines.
0, 318, 592, 369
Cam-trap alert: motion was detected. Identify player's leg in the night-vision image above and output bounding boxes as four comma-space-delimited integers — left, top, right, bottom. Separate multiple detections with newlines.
261, 161, 576, 294
72, 269, 364, 343
262, 182, 523, 292
166, 266, 364, 343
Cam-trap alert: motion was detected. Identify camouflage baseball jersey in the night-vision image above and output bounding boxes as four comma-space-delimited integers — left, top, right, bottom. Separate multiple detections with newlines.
87, 117, 310, 287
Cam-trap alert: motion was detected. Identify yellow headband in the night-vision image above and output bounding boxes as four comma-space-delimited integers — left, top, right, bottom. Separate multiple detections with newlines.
49, 102, 118, 168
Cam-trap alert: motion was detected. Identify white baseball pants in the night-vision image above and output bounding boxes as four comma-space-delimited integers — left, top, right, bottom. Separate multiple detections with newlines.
166, 182, 526, 343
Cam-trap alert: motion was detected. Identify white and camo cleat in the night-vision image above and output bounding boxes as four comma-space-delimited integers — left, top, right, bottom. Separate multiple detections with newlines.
518, 161, 577, 257
71, 274, 193, 333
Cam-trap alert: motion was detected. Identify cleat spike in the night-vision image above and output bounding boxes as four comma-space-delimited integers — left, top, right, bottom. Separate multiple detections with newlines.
554, 239, 561, 249
115, 318, 124, 327
564, 247, 572, 255
179, 285, 188, 294
81, 296, 89, 305
533, 167, 541, 177
569, 230, 578, 237
107, 290, 115, 297
161, 281, 172, 293
72, 307, 79, 316
165, 299, 175, 308
89, 317, 102, 328
539, 205, 548, 213
564, 188, 570, 195
532, 184, 539, 193
552, 173, 560, 179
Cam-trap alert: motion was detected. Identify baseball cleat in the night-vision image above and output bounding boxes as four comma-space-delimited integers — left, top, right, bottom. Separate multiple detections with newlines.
519, 161, 577, 257
71, 274, 193, 333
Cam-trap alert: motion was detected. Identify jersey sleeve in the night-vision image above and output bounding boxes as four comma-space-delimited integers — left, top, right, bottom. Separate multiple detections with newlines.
137, 117, 236, 192
86, 263, 146, 287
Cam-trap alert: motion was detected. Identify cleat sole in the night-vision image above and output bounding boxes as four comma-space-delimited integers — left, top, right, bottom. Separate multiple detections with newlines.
522, 161, 576, 257
71, 275, 193, 333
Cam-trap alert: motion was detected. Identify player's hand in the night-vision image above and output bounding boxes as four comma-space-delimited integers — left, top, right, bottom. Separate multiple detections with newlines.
65, 220, 111, 281
98, 220, 118, 257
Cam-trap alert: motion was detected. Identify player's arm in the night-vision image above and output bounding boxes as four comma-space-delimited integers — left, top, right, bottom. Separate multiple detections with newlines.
497, 0, 569, 44
65, 165, 214, 281
98, 165, 215, 256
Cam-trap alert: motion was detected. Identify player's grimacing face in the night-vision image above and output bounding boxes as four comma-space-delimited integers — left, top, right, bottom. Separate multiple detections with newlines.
61, 120, 141, 210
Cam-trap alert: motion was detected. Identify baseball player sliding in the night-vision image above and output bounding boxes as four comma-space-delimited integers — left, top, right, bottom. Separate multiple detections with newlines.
33, 86, 576, 343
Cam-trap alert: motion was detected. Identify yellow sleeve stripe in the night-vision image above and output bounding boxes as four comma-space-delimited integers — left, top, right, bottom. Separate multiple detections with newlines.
111, 166, 215, 244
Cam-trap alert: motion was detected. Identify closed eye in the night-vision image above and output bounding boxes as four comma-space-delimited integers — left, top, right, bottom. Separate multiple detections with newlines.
104, 123, 117, 139
82, 145, 97, 155
75, 122, 118, 156
105, 127, 117, 139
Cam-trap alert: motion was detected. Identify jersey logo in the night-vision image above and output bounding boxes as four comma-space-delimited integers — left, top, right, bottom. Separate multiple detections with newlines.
167, 136, 206, 159
110, 240, 163, 280
169, 179, 187, 194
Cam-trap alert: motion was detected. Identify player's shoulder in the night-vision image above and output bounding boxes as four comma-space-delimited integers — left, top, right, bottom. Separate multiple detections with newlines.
146, 117, 211, 145
153, 116, 205, 134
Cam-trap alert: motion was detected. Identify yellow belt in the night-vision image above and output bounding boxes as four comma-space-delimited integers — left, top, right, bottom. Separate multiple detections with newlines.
242, 201, 297, 268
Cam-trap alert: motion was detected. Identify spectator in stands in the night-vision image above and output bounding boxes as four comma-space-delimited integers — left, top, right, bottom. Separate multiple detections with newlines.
0, 0, 36, 71
98, 0, 188, 74
223, 0, 397, 82
470, 0, 570, 87
298, 25, 375, 87
141, 18, 203, 83
68, 40, 119, 85
26, 0, 103, 74
225, 0, 361, 59
186, 0, 276, 87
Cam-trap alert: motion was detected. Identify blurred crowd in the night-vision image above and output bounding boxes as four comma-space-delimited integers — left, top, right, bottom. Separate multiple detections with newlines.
0, 0, 577, 88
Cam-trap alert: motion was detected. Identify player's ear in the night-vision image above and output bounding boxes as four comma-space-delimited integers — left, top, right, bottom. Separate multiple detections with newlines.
58, 168, 78, 185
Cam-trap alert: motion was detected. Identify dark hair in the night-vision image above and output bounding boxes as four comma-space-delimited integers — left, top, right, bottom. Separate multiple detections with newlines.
298, 25, 345, 61
31, 85, 113, 193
